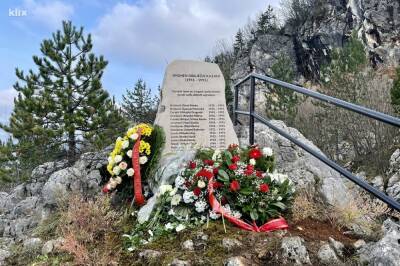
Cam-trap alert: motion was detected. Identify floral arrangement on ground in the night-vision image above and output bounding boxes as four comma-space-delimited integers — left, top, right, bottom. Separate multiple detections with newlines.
120, 143, 295, 251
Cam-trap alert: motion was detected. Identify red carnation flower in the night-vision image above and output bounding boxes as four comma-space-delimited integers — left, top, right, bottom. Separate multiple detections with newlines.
185, 180, 192, 188
193, 187, 202, 196
246, 165, 254, 171
256, 171, 263, 178
196, 169, 214, 180
212, 181, 223, 189
244, 169, 253, 176
213, 168, 219, 175
228, 164, 238, 171
204, 159, 214, 166
102, 186, 110, 193
188, 161, 197, 169
249, 148, 262, 159
230, 180, 240, 192
259, 183, 269, 193
231, 155, 240, 163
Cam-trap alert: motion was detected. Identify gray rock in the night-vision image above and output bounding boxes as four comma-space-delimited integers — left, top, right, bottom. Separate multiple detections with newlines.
222, 238, 242, 252
169, 258, 191, 266
181, 239, 194, 251
23, 237, 42, 253
0, 193, 11, 214
138, 249, 162, 263
353, 239, 366, 249
239, 121, 352, 208
41, 238, 64, 255
0, 249, 11, 266
31, 160, 69, 182
386, 173, 400, 201
371, 176, 384, 191
329, 237, 344, 258
224, 256, 250, 266
359, 219, 400, 265
318, 243, 341, 265
281, 236, 311, 265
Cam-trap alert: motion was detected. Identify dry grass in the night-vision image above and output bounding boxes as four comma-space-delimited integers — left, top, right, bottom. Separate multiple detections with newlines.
57, 194, 127, 266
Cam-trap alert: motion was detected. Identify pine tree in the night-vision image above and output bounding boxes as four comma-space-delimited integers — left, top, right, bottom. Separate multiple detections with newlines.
1, 21, 126, 163
122, 79, 157, 124
256, 6, 277, 36
0, 138, 17, 183
233, 29, 245, 56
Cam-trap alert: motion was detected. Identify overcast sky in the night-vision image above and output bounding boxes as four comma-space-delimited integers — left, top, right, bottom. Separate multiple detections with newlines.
0, 0, 280, 139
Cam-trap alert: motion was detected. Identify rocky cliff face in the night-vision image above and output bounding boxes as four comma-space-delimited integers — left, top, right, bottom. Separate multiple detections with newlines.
233, 0, 400, 82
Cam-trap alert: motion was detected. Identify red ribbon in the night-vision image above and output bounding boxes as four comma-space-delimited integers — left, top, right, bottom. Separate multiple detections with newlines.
208, 178, 288, 232
132, 129, 145, 206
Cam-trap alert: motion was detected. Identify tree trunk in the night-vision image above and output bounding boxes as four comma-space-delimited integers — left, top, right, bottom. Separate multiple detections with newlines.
68, 131, 76, 163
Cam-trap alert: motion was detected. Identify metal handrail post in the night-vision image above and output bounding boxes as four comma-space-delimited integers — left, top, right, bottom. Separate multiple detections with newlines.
234, 84, 239, 126
249, 76, 255, 145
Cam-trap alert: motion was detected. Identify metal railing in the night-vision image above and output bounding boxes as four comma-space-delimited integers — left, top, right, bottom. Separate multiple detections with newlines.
234, 73, 400, 212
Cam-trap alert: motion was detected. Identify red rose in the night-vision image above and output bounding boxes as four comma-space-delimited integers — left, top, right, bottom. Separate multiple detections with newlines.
184, 180, 192, 188
249, 148, 262, 159
230, 180, 240, 192
256, 171, 263, 178
259, 183, 269, 193
193, 187, 202, 196
102, 186, 110, 193
213, 168, 219, 175
246, 165, 254, 171
228, 164, 238, 170
204, 159, 214, 166
244, 169, 253, 176
231, 155, 240, 163
196, 169, 214, 180
212, 181, 223, 189
188, 161, 196, 169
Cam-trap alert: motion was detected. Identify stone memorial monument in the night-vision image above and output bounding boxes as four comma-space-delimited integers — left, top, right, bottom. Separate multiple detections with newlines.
155, 60, 239, 153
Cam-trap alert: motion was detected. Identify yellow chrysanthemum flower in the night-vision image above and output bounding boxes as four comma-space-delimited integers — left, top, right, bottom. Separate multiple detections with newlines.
139, 140, 151, 155
126, 123, 153, 138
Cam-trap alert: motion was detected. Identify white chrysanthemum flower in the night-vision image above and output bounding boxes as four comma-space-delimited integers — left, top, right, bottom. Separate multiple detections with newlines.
197, 180, 206, 188
108, 156, 114, 164
130, 133, 139, 140
249, 158, 256, 165
119, 161, 128, 170
212, 149, 221, 161
175, 224, 186, 232
175, 176, 185, 189
113, 166, 121, 175
139, 156, 148, 165
165, 223, 174, 230
271, 172, 288, 183
168, 208, 175, 216
169, 188, 177, 196
221, 204, 231, 215
232, 211, 242, 218
209, 210, 221, 220
171, 194, 182, 206
195, 200, 207, 213
115, 176, 122, 184
122, 140, 130, 149
183, 191, 195, 203
262, 147, 273, 157
126, 150, 133, 158
126, 168, 135, 177
277, 196, 283, 201
159, 184, 173, 195
114, 155, 123, 163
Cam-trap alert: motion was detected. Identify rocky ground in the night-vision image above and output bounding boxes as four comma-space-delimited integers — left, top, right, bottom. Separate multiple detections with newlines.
1, 121, 399, 265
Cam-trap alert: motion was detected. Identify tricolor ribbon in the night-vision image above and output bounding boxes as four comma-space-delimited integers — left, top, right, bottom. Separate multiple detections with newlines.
208, 177, 288, 232
132, 129, 145, 206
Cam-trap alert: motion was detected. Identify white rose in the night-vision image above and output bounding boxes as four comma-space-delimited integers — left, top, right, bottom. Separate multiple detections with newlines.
119, 161, 128, 170
113, 166, 121, 175
277, 196, 283, 201
165, 223, 174, 230
127, 150, 133, 158
249, 158, 256, 165
159, 184, 173, 195
183, 191, 195, 203
126, 168, 135, 177
130, 133, 139, 140
115, 176, 122, 184
109, 179, 118, 189
197, 180, 206, 188
122, 140, 130, 149
175, 224, 186, 232
114, 155, 123, 163
195, 200, 207, 213
171, 194, 182, 206
262, 147, 273, 157
139, 156, 148, 165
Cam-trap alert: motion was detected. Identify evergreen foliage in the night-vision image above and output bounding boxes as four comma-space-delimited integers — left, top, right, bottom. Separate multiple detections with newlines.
1, 21, 127, 172
390, 68, 400, 113
256, 5, 277, 36
121, 79, 158, 124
